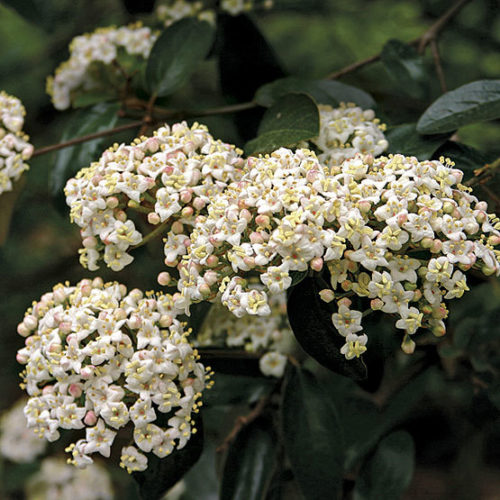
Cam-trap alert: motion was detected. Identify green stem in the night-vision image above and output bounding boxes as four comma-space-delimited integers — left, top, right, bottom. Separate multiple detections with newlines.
132, 220, 170, 249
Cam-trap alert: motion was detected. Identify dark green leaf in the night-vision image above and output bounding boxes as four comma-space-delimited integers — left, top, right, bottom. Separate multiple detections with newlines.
353, 431, 415, 500
203, 373, 275, 407
122, 0, 156, 13
282, 366, 344, 500
146, 18, 214, 97
417, 80, 500, 134
49, 103, 120, 202
221, 418, 277, 500
255, 76, 375, 109
72, 89, 117, 108
386, 123, 449, 160
381, 39, 428, 99
217, 13, 285, 141
133, 415, 204, 500
0, 176, 25, 246
182, 441, 219, 500
289, 270, 308, 287
345, 368, 431, 470
287, 276, 367, 380
245, 93, 319, 155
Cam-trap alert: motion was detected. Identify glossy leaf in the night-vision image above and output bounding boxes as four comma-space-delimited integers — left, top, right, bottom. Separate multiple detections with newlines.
146, 18, 214, 97
386, 123, 449, 160
255, 76, 375, 109
221, 418, 277, 500
49, 103, 120, 203
245, 93, 319, 155
417, 80, 500, 134
353, 431, 415, 500
282, 366, 344, 500
287, 276, 367, 380
381, 39, 428, 99
133, 415, 204, 500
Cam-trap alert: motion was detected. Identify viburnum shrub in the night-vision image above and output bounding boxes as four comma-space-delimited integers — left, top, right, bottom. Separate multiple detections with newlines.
2, 1, 500, 499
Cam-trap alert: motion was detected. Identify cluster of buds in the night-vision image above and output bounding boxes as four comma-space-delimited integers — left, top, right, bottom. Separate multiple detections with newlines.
26, 457, 113, 500
155, 0, 273, 26
0, 397, 47, 463
16, 278, 210, 471
176, 149, 500, 358
197, 288, 296, 377
46, 24, 157, 110
0, 91, 33, 195
64, 122, 244, 272
309, 103, 388, 166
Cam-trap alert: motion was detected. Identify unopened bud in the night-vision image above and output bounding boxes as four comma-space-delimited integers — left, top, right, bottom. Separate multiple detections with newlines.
157, 272, 171, 286
430, 239, 443, 253
159, 314, 173, 328
172, 221, 184, 234
370, 298, 384, 310
337, 297, 352, 308
401, 335, 415, 354
181, 206, 194, 218
341, 280, 352, 291
84, 411, 97, 426
310, 257, 324, 272
180, 190, 192, 204
69, 383, 82, 398
17, 323, 30, 337
319, 289, 335, 303
148, 212, 161, 225
206, 255, 219, 268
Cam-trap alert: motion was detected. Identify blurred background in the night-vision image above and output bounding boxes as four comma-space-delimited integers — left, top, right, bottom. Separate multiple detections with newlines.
0, 0, 500, 498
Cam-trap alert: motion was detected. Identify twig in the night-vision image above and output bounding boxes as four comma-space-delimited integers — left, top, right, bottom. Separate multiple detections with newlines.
131, 219, 170, 249
325, 0, 472, 80
216, 394, 271, 454
32, 120, 144, 157
151, 100, 257, 121
430, 39, 447, 93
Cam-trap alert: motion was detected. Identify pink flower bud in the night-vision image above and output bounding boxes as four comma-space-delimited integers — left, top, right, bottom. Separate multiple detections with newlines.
84, 411, 97, 426
240, 209, 252, 222
341, 280, 352, 291
310, 257, 324, 272
81, 366, 95, 379
82, 236, 98, 248
430, 239, 443, 253
250, 231, 264, 244
164, 257, 178, 267
115, 210, 127, 222
475, 201, 488, 211
69, 384, 82, 398
92, 277, 104, 289
158, 272, 171, 286
199, 283, 211, 296
420, 237, 433, 249
17, 323, 30, 337
24, 315, 38, 331
181, 206, 194, 218
204, 270, 218, 286
255, 215, 270, 227
159, 314, 173, 328
319, 289, 334, 303
442, 201, 455, 214
16, 352, 28, 364
146, 137, 160, 153
397, 213, 408, 225
206, 255, 219, 268
106, 197, 119, 209
358, 200, 371, 213
476, 211, 487, 224
148, 212, 161, 225
401, 336, 415, 354
180, 190, 192, 204
42, 385, 55, 395
172, 221, 184, 234
337, 297, 352, 308
192, 197, 206, 211
370, 298, 384, 310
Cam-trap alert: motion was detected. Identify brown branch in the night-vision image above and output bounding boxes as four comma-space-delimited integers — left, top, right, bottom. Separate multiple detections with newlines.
325, 0, 472, 80
32, 120, 145, 158
430, 39, 447, 93
216, 394, 271, 454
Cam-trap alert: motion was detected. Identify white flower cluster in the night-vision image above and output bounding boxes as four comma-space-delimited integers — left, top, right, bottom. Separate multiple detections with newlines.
177, 149, 500, 358
47, 24, 157, 110
0, 397, 47, 463
197, 289, 295, 377
26, 457, 113, 500
0, 91, 33, 195
16, 278, 210, 471
310, 103, 388, 166
156, 0, 273, 26
65, 122, 243, 273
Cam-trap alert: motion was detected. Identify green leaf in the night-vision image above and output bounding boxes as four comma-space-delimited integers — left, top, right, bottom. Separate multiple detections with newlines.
146, 18, 214, 97
417, 80, 500, 134
0, 176, 25, 246
287, 276, 367, 380
49, 103, 120, 201
221, 418, 277, 500
386, 123, 449, 160
381, 39, 428, 100
282, 366, 344, 500
203, 373, 275, 407
255, 76, 375, 109
245, 93, 319, 155
133, 415, 204, 500
289, 270, 308, 287
353, 431, 415, 500
72, 89, 117, 108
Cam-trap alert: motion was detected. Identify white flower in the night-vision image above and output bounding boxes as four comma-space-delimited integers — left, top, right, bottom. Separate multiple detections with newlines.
332, 305, 363, 336
120, 445, 148, 473
395, 307, 423, 334
259, 352, 287, 377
